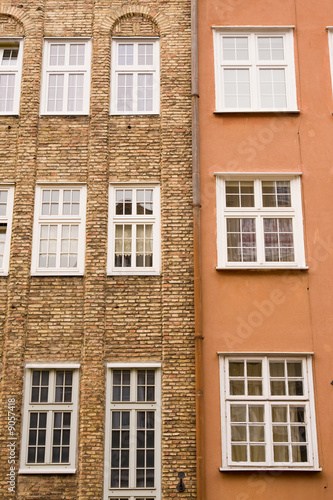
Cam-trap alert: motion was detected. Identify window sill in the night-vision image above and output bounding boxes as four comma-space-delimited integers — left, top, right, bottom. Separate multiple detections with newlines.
220, 467, 322, 472
19, 467, 76, 474
216, 266, 309, 271
108, 270, 160, 276
31, 271, 84, 276
110, 112, 160, 117
39, 113, 89, 117
214, 109, 300, 115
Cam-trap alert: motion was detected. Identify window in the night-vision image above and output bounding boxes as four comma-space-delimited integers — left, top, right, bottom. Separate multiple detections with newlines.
104, 364, 161, 500
31, 185, 86, 275
20, 365, 79, 473
213, 28, 298, 112
216, 174, 306, 269
0, 38, 23, 114
219, 354, 319, 470
0, 185, 14, 275
40, 39, 91, 115
108, 184, 161, 275
111, 38, 160, 115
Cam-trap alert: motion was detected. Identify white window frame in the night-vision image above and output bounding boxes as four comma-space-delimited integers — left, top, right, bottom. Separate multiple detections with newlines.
0, 185, 14, 276
216, 173, 306, 269
0, 38, 23, 115
104, 363, 162, 500
110, 37, 160, 115
213, 27, 298, 112
327, 28, 333, 98
108, 183, 161, 275
40, 38, 91, 115
19, 363, 80, 474
219, 353, 320, 471
31, 184, 86, 276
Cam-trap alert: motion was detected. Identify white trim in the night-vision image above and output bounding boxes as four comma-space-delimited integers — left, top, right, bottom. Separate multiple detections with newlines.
218, 352, 314, 356
110, 37, 160, 115
31, 184, 86, 276
107, 183, 161, 275
0, 38, 24, 115
40, 38, 91, 115
0, 185, 14, 276
107, 362, 162, 368
216, 174, 306, 269
213, 28, 298, 112
26, 363, 81, 369
219, 354, 320, 471
20, 367, 79, 474
212, 26, 296, 30
215, 172, 302, 178
327, 29, 333, 99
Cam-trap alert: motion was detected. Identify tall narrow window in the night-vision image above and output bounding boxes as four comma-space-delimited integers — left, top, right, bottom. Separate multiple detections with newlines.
216, 174, 306, 269
0, 39, 23, 114
108, 184, 161, 275
213, 28, 298, 112
111, 38, 160, 115
219, 355, 320, 471
41, 39, 91, 115
31, 185, 86, 275
104, 364, 161, 500
0, 186, 14, 275
20, 365, 79, 473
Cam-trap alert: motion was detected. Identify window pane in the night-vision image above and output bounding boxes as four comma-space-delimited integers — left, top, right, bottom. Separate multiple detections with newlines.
259, 69, 287, 108
227, 218, 256, 262
224, 69, 250, 108
223, 37, 249, 60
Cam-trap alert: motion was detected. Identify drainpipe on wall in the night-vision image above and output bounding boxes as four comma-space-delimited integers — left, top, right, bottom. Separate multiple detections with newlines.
192, 0, 204, 498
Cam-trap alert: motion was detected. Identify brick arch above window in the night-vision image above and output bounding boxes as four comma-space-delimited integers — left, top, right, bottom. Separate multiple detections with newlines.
0, 4, 36, 34
99, 5, 170, 36
0, 13, 24, 36
112, 14, 159, 38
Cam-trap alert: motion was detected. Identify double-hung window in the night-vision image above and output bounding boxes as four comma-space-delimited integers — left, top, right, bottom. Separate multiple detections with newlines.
220, 354, 319, 470
31, 185, 86, 275
108, 184, 160, 275
213, 28, 298, 112
216, 174, 306, 269
111, 38, 160, 115
104, 364, 161, 500
20, 365, 79, 473
0, 38, 23, 114
0, 185, 14, 275
41, 39, 91, 115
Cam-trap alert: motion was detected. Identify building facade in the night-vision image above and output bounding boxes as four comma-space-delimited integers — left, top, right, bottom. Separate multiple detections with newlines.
0, 1, 196, 499
198, 0, 333, 499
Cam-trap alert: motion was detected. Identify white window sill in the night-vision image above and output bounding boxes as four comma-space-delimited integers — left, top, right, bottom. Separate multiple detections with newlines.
40, 113, 89, 117
216, 266, 309, 271
19, 467, 76, 474
110, 112, 160, 116
214, 109, 300, 114
108, 270, 160, 276
220, 467, 322, 472
31, 271, 84, 276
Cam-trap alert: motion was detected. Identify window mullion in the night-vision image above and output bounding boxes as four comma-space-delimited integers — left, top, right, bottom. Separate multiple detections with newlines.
130, 408, 136, 489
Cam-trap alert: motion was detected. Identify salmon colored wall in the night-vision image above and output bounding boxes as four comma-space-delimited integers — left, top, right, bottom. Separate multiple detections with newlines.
198, 0, 333, 498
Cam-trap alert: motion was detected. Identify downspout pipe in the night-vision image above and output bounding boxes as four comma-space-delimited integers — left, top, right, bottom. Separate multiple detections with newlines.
192, 0, 205, 498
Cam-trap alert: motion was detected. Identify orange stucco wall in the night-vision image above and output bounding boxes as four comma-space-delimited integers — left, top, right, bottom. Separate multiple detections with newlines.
198, 0, 333, 498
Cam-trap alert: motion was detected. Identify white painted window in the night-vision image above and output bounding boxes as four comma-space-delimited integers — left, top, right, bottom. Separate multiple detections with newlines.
216, 174, 306, 269
108, 184, 160, 275
40, 39, 91, 115
111, 38, 160, 115
0, 185, 14, 275
31, 185, 86, 275
213, 28, 298, 112
0, 39, 23, 114
220, 354, 319, 471
104, 364, 161, 500
20, 365, 79, 474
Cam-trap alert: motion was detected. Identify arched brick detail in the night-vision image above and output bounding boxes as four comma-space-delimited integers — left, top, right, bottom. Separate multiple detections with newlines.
0, 3, 35, 34
99, 5, 170, 36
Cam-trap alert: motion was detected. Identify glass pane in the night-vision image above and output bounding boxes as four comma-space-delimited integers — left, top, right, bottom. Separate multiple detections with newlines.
229, 361, 244, 377
231, 445, 247, 461
250, 445, 265, 462
231, 425, 246, 441
273, 425, 288, 442
274, 445, 289, 462
249, 406, 264, 422
249, 426, 265, 442
230, 405, 246, 422
230, 380, 245, 395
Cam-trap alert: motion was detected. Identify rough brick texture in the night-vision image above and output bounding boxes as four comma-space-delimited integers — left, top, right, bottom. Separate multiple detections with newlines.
0, 1, 195, 499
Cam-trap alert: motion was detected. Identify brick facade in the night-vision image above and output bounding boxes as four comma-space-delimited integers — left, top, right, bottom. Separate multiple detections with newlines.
0, 1, 196, 499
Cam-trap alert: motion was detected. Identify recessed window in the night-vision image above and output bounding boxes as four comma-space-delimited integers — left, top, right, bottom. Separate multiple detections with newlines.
216, 174, 306, 269
213, 28, 298, 112
111, 38, 160, 115
0, 39, 23, 114
104, 364, 161, 500
20, 365, 79, 473
0, 186, 14, 275
40, 39, 91, 115
31, 185, 86, 275
108, 184, 161, 275
220, 355, 319, 470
